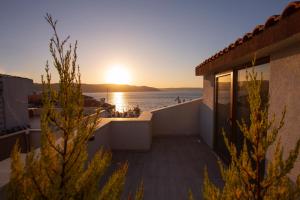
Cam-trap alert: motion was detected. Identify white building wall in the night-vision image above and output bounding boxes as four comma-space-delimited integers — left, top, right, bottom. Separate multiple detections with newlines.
268, 44, 300, 182
151, 99, 202, 136
199, 74, 215, 148
198, 44, 300, 182
110, 120, 152, 151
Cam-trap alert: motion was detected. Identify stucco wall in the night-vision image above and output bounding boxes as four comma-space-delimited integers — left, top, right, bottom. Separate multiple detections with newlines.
90, 112, 152, 152
151, 99, 202, 136
110, 120, 151, 151
199, 74, 215, 147
268, 44, 300, 182
87, 121, 111, 161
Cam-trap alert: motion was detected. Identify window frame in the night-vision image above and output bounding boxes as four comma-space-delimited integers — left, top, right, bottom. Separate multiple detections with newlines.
213, 56, 270, 162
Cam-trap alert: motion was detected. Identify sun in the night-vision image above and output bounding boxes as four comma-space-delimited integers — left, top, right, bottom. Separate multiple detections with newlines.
105, 64, 131, 84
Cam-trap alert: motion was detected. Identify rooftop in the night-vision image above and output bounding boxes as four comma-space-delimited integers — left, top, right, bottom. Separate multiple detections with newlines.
0, 136, 222, 200
106, 136, 222, 200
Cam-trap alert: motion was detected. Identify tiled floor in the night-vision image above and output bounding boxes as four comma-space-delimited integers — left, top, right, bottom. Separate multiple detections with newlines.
108, 136, 223, 200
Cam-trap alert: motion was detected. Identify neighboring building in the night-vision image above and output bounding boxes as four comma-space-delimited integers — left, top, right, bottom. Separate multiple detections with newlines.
195, 1, 300, 181
0, 74, 33, 135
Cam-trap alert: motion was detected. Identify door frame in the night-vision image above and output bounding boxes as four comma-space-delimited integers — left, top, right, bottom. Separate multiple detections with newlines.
213, 71, 234, 162
213, 56, 270, 162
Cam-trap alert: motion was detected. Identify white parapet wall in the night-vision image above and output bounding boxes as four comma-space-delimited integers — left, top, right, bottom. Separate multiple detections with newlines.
87, 119, 111, 161
0, 112, 152, 198
151, 98, 202, 136
1, 99, 203, 161
109, 112, 152, 151
1, 100, 207, 198
88, 112, 152, 154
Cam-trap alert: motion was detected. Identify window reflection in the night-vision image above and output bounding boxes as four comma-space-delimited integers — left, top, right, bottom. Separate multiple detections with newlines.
236, 63, 270, 151
216, 74, 232, 161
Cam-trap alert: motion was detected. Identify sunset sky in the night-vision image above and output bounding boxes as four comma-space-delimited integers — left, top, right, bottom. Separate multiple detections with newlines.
0, 0, 289, 88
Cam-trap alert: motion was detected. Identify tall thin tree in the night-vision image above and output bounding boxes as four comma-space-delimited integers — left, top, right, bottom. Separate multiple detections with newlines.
202, 66, 300, 200
8, 14, 141, 200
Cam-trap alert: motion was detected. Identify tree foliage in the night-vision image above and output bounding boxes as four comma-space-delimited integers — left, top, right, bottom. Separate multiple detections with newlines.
203, 68, 300, 200
8, 14, 142, 200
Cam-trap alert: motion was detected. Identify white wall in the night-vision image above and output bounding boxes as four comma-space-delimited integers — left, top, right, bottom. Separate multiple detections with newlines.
198, 48, 300, 182
268, 44, 300, 182
87, 121, 111, 161
26, 100, 203, 153
151, 99, 202, 136
110, 120, 152, 151
199, 74, 214, 147
89, 112, 152, 152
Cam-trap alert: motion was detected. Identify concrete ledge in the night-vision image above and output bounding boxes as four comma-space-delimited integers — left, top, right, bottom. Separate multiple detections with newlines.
92, 112, 152, 151
87, 121, 111, 161
88, 112, 152, 152
151, 98, 202, 136
110, 120, 152, 151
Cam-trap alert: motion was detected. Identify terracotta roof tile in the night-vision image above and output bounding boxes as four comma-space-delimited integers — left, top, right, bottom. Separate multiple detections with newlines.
242, 32, 253, 42
264, 15, 281, 28
282, 1, 300, 18
252, 25, 264, 36
228, 43, 235, 50
196, 1, 300, 75
234, 38, 243, 46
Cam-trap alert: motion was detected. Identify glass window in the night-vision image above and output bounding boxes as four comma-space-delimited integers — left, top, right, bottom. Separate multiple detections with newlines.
235, 63, 270, 151
215, 74, 232, 161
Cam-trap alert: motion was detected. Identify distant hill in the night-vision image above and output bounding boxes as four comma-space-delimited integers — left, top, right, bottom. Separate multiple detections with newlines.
33, 83, 160, 93
160, 87, 203, 91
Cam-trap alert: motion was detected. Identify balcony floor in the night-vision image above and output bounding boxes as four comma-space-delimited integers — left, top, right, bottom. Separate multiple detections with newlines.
108, 136, 223, 200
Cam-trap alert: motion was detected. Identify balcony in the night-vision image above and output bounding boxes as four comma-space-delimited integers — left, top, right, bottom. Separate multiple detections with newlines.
0, 98, 222, 199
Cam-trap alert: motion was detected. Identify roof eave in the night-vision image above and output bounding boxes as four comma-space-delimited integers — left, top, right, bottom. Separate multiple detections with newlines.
195, 2, 300, 76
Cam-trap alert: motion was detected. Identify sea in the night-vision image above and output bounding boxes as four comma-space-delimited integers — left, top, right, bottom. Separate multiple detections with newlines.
84, 89, 202, 112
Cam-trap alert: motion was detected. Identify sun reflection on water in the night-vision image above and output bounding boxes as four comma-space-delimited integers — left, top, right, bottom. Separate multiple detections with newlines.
111, 92, 125, 112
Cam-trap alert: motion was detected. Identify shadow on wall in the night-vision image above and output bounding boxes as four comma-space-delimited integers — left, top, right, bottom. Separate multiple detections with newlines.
0, 129, 47, 161
0, 130, 30, 161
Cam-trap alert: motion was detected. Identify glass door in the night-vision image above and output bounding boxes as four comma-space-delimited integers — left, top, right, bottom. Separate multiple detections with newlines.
215, 73, 233, 162
214, 61, 269, 163
236, 64, 270, 152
